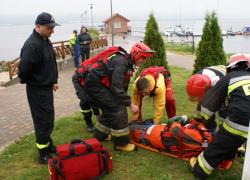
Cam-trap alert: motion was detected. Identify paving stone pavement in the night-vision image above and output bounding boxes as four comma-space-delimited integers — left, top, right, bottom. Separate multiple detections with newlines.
0, 65, 79, 150
0, 35, 194, 151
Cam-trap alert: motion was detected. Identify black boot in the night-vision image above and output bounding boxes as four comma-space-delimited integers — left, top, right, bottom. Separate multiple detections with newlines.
38, 147, 51, 164
48, 140, 57, 154
82, 111, 95, 133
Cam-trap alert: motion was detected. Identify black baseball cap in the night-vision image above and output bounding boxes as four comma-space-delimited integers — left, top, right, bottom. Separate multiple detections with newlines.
35, 12, 60, 27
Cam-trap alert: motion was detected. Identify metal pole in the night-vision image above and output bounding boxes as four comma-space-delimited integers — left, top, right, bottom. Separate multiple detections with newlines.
90, 4, 94, 29
85, 10, 87, 27
242, 121, 250, 180
192, 33, 195, 53
81, 13, 84, 24
110, 0, 114, 46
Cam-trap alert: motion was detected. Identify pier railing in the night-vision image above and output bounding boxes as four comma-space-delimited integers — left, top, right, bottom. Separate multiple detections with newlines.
7, 36, 108, 80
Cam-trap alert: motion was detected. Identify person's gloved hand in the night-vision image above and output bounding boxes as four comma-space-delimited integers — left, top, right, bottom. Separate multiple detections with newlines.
129, 119, 139, 125
167, 115, 189, 125
144, 118, 154, 124
237, 145, 246, 157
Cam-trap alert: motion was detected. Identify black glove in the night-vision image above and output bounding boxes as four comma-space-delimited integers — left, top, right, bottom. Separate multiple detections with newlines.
144, 118, 154, 124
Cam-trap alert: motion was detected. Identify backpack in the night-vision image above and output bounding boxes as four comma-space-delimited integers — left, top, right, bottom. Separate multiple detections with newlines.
77, 46, 128, 87
140, 66, 170, 96
48, 138, 112, 180
130, 119, 212, 159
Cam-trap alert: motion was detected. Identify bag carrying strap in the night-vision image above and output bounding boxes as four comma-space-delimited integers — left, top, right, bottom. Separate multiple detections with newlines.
50, 159, 65, 180
101, 150, 109, 173
176, 126, 186, 157
137, 96, 143, 121
149, 69, 161, 97
177, 123, 209, 156
190, 124, 209, 148
161, 126, 178, 150
93, 150, 110, 180
149, 68, 170, 97
69, 139, 92, 155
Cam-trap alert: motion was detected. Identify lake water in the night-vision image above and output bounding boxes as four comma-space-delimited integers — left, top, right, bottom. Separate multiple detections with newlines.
1, 18, 250, 61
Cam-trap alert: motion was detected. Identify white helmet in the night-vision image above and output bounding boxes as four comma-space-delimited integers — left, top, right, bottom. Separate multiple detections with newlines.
244, 54, 250, 68
227, 53, 249, 69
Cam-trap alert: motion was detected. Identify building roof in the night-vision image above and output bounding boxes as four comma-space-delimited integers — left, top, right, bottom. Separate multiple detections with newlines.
103, 13, 130, 23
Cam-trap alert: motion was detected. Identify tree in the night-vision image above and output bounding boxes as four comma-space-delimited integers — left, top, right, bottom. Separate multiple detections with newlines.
193, 12, 226, 74
135, 13, 168, 78
210, 12, 226, 66
193, 13, 213, 74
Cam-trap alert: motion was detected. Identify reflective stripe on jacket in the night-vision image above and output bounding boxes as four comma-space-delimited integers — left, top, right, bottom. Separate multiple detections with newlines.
200, 70, 250, 138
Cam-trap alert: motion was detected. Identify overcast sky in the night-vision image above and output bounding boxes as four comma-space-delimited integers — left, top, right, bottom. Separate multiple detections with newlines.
1, 0, 250, 21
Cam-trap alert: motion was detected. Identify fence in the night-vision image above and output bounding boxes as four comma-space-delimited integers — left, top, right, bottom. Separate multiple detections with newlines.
7, 36, 108, 80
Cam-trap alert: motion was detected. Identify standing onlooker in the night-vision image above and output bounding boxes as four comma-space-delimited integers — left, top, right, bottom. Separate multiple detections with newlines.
18, 12, 60, 164
69, 30, 80, 68
78, 26, 92, 62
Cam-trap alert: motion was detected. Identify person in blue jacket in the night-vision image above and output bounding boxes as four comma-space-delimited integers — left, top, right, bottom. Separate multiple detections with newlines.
69, 30, 80, 68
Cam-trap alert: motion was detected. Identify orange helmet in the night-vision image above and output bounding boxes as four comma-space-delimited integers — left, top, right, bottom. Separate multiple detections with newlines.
227, 53, 249, 70
130, 42, 154, 61
186, 74, 211, 101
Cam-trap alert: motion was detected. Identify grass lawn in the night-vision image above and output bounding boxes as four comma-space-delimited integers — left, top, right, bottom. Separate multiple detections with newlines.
165, 43, 234, 60
166, 43, 194, 55
0, 66, 244, 180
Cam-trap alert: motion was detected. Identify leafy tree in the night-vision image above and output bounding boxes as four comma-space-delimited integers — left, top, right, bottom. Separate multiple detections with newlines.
193, 12, 226, 74
135, 13, 168, 78
210, 12, 226, 65
88, 27, 100, 39
193, 13, 213, 74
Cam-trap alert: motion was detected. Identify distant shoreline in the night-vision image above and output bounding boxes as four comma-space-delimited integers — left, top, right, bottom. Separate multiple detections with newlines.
1, 18, 250, 61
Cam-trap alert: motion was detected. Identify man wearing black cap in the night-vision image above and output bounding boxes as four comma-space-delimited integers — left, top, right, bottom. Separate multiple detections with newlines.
18, 12, 60, 164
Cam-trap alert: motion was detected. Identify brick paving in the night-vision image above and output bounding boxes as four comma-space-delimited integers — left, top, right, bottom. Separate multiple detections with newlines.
0, 65, 79, 151
0, 35, 194, 151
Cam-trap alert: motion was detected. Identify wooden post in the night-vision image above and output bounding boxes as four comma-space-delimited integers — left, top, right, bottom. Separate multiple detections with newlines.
242, 122, 250, 180
8, 62, 12, 80
61, 42, 65, 59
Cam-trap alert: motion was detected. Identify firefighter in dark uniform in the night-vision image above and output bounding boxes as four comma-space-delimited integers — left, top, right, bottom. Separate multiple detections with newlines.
18, 12, 60, 164
186, 65, 227, 130
72, 72, 100, 133
85, 42, 154, 152
189, 53, 250, 179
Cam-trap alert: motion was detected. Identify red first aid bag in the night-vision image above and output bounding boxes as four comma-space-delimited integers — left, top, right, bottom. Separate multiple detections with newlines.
48, 138, 112, 180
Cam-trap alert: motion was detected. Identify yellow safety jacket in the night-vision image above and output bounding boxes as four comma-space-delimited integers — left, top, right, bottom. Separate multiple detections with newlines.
69, 33, 77, 49
131, 74, 166, 124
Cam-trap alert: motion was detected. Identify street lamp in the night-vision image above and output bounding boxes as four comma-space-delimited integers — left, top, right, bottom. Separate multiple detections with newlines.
84, 10, 87, 27
80, 13, 84, 24
89, 4, 94, 29
110, 0, 114, 46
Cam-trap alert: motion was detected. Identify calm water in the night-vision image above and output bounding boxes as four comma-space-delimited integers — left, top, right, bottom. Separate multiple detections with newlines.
1, 18, 250, 61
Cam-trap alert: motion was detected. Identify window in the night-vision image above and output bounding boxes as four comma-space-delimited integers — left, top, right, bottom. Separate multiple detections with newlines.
114, 22, 121, 29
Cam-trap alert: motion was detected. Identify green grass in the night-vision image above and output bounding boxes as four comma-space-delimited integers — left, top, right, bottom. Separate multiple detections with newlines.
166, 43, 194, 55
0, 66, 243, 180
165, 44, 233, 60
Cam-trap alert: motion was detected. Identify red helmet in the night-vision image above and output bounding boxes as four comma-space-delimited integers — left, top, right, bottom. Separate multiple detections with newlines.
130, 42, 154, 61
186, 74, 211, 101
227, 53, 249, 69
